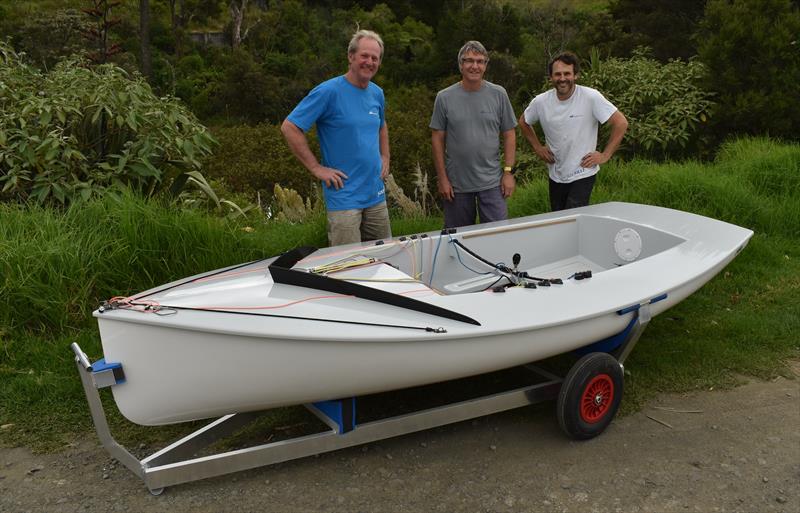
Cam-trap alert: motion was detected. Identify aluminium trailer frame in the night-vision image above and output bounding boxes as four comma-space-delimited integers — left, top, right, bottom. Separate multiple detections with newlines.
71, 301, 655, 494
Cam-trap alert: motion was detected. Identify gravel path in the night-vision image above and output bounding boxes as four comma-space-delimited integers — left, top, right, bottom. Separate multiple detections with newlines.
1, 365, 798, 513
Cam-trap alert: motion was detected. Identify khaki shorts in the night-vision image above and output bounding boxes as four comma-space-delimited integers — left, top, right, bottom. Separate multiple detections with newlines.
326, 201, 391, 246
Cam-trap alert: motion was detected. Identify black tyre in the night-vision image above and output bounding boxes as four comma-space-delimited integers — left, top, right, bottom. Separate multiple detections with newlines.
556, 352, 623, 440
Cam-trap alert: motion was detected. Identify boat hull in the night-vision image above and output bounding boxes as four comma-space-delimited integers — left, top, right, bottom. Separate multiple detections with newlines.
94, 202, 753, 425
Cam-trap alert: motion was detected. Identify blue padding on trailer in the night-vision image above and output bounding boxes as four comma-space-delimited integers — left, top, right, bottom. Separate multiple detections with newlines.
616, 303, 640, 315
617, 293, 669, 315
579, 293, 668, 355
312, 398, 356, 433
649, 293, 668, 304
90, 358, 126, 385
575, 314, 638, 355
90, 358, 120, 372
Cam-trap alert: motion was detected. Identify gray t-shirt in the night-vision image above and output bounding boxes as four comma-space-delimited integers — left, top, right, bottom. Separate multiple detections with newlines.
430, 81, 517, 193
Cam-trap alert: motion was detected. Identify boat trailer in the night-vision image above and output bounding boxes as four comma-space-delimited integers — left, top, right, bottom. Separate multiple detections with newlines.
71, 300, 657, 494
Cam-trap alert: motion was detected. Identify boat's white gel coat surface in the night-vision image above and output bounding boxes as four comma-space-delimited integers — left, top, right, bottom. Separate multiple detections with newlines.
94, 203, 752, 425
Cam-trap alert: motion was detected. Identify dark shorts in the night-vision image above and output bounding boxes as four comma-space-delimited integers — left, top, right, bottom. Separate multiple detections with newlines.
549, 175, 597, 211
443, 186, 508, 229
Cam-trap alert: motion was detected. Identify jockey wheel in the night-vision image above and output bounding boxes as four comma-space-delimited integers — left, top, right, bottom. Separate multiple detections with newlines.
557, 352, 624, 440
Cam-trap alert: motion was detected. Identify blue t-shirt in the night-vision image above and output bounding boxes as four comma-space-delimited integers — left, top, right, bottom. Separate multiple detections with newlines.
287, 76, 386, 211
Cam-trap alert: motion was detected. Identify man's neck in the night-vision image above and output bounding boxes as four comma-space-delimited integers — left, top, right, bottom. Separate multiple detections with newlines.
344, 71, 369, 89
460, 79, 483, 92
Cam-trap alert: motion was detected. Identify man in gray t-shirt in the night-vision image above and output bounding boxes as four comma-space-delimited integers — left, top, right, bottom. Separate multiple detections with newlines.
430, 41, 517, 229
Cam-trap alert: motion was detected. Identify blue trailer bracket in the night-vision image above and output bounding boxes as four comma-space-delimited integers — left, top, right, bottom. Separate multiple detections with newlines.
575, 293, 664, 363
307, 398, 356, 433
89, 358, 126, 388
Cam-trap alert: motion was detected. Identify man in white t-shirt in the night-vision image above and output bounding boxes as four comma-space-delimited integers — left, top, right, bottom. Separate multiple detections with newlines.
520, 52, 628, 211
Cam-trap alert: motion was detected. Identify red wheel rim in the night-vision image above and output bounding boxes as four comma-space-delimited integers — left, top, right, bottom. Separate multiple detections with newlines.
580, 374, 614, 424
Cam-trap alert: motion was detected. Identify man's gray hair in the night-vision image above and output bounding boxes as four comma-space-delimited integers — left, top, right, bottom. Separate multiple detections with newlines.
457, 40, 489, 65
348, 29, 384, 58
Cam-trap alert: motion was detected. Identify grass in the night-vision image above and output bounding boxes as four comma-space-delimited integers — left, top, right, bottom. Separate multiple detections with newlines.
1, 137, 798, 451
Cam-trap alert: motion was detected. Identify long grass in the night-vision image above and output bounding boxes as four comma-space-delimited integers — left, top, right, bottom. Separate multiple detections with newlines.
0, 192, 327, 334
1, 137, 798, 450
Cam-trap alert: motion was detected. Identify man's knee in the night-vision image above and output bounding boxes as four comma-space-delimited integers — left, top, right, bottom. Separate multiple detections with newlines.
327, 209, 362, 246
361, 202, 391, 242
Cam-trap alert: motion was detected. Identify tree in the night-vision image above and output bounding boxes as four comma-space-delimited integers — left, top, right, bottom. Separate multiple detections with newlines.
697, 0, 800, 141
434, 0, 522, 76
0, 9, 89, 70
607, 0, 707, 61
229, 0, 249, 49
140, 0, 152, 79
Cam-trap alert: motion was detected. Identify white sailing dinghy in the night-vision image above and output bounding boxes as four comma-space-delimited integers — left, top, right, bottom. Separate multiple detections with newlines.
72, 202, 751, 492
88, 201, 752, 424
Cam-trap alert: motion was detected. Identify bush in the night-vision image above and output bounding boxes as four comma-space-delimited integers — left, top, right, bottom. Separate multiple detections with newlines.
385, 85, 438, 209
581, 49, 715, 158
0, 43, 216, 205
203, 124, 318, 206
697, 0, 800, 141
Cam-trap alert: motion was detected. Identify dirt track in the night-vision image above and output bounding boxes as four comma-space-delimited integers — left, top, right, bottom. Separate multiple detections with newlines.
1, 365, 798, 513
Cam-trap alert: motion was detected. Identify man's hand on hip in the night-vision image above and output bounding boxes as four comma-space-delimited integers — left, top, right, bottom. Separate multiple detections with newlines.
535, 145, 555, 164
580, 151, 609, 168
311, 165, 348, 189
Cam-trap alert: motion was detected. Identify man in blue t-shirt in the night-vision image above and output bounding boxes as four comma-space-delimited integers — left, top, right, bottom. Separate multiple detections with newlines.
281, 30, 391, 246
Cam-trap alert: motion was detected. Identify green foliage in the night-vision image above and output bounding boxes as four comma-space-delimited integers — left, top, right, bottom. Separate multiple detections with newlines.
0, 191, 325, 335
606, 0, 706, 61
202, 124, 318, 204
385, 85, 437, 203
581, 49, 715, 157
0, 43, 216, 205
330, 3, 437, 87
696, 0, 800, 141
0, 8, 89, 69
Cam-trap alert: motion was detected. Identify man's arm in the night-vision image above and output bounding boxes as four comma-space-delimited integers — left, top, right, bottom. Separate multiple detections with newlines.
431, 129, 453, 201
580, 110, 629, 168
281, 119, 347, 189
501, 127, 516, 198
518, 113, 554, 164
379, 123, 390, 179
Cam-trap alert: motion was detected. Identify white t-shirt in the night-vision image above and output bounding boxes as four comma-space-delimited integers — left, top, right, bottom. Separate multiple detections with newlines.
523, 85, 617, 183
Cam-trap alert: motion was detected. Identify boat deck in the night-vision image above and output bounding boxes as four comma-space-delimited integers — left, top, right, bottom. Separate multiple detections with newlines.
443, 255, 607, 294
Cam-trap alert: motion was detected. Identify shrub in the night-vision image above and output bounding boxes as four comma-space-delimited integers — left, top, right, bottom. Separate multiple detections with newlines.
385, 85, 437, 206
581, 49, 716, 158
203, 124, 318, 206
697, 0, 800, 141
0, 43, 216, 205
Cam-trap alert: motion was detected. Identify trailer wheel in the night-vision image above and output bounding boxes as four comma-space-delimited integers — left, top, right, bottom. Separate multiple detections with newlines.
557, 352, 623, 440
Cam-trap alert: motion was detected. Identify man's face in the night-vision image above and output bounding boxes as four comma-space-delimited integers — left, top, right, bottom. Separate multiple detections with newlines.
459, 50, 488, 84
348, 37, 382, 84
550, 60, 578, 99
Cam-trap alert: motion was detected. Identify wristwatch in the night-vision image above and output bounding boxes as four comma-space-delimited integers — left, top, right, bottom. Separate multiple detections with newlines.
503, 166, 515, 175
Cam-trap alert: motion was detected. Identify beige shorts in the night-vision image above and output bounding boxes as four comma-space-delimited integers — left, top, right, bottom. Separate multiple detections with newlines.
326, 201, 392, 246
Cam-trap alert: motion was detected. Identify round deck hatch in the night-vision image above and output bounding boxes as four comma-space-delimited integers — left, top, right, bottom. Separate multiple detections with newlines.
614, 228, 642, 261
